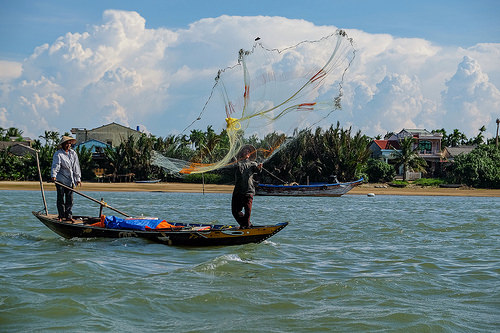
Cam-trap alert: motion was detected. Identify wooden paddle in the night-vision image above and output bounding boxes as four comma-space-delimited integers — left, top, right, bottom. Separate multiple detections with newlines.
53, 181, 131, 217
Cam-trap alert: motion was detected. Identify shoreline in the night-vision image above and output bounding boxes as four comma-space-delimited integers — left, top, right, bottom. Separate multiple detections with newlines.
0, 181, 499, 197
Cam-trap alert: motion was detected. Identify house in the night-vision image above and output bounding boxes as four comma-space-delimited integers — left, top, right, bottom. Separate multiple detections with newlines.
369, 128, 443, 178
442, 145, 476, 162
74, 139, 114, 180
369, 140, 401, 163
74, 139, 110, 159
387, 129, 443, 157
0, 139, 33, 151
71, 122, 142, 147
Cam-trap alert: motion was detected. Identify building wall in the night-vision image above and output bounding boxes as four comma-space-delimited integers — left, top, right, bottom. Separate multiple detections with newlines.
72, 123, 141, 147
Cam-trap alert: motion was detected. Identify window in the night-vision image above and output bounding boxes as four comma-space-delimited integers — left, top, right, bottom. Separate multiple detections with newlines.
418, 140, 432, 153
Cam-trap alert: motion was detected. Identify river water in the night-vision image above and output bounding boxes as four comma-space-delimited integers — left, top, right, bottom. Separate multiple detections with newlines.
1, 190, 499, 332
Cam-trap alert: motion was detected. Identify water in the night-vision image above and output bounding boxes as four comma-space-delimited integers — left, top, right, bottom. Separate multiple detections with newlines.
1, 190, 499, 332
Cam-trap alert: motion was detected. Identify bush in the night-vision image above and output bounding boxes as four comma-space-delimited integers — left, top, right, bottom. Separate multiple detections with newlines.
447, 145, 500, 188
389, 180, 409, 187
183, 173, 223, 184
413, 178, 445, 187
365, 158, 396, 182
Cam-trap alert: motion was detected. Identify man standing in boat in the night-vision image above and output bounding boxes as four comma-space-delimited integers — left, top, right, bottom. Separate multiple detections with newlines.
51, 135, 81, 221
232, 145, 262, 229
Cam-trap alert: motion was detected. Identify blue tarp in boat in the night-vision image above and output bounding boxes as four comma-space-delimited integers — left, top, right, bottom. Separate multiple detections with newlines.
104, 216, 162, 231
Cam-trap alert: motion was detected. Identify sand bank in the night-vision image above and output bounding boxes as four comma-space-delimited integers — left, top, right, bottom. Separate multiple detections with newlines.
0, 181, 233, 194
1, 181, 499, 197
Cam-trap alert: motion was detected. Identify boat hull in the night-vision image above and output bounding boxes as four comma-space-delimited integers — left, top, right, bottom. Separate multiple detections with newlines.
255, 178, 363, 197
32, 212, 287, 246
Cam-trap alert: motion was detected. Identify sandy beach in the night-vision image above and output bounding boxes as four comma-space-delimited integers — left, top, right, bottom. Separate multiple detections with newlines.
0, 181, 499, 197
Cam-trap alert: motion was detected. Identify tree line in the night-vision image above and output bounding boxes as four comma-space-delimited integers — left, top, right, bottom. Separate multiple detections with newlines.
1, 124, 499, 188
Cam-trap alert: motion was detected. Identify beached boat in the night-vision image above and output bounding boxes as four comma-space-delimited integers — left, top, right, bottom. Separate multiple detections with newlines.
32, 212, 288, 246
255, 178, 363, 197
134, 179, 161, 183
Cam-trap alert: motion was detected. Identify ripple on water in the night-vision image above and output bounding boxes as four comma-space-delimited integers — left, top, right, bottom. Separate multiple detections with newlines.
1, 191, 499, 332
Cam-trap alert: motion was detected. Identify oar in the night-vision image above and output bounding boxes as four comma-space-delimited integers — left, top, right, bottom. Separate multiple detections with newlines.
53, 181, 131, 217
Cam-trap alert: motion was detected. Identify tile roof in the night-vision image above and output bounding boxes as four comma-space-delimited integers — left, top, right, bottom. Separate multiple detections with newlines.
444, 145, 476, 157
373, 140, 401, 150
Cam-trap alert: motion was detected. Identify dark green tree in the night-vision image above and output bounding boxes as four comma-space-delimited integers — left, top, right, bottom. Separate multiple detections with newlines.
365, 158, 396, 182
447, 144, 500, 188
468, 125, 487, 145
448, 129, 468, 147
75, 145, 96, 180
391, 136, 428, 181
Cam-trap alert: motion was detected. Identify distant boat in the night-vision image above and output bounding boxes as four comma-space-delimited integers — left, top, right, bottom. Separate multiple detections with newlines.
255, 178, 363, 197
135, 179, 161, 183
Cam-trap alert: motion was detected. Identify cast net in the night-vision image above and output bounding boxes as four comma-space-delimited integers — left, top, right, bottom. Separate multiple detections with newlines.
152, 30, 356, 174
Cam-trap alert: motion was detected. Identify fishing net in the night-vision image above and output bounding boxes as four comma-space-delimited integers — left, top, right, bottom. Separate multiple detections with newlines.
153, 30, 356, 174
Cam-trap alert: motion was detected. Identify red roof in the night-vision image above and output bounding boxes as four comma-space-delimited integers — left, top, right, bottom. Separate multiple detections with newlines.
373, 140, 401, 150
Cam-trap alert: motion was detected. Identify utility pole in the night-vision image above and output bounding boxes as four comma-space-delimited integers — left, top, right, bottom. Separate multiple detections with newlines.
496, 118, 500, 148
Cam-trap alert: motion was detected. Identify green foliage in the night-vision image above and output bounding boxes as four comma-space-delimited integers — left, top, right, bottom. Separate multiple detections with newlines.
0, 127, 24, 141
2, 124, 500, 189
413, 178, 445, 187
183, 173, 223, 184
434, 128, 468, 147
0, 150, 25, 180
389, 180, 409, 187
37, 143, 56, 180
75, 145, 96, 180
365, 158, 395, 182
434, 126, 488, 148
446, 144, 500, 188
391, 136, 428, 181
263, 123, 371, 183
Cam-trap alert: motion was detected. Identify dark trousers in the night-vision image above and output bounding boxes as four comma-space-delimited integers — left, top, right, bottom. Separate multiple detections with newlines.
231, 192, 253, 228
56, 184, 74, 219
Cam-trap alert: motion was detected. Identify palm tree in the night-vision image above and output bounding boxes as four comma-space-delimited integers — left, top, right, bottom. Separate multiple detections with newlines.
189, 129, 205, 151
75, 145, 95, 180
448, 129, 467, 147
470, 125, 486, 145
6, 127, 23, 139
392, 136, 428, 181
104, 145, 127, 181
433, 128, 448, 147
39, 130, 60, 147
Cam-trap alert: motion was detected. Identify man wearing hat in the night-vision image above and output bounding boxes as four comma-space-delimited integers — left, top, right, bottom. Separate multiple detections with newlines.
51, 135, 81, 221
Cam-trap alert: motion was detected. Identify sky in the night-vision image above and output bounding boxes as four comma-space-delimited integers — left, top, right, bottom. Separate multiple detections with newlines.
1, 0, 499, 141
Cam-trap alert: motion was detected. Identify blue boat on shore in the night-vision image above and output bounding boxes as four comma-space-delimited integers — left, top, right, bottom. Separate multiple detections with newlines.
255, 178, 363, 197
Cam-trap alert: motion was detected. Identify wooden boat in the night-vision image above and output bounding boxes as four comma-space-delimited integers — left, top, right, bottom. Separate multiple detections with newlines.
255, 178, 363, 197
32, 211, 288, 246
15, 145, 287, 247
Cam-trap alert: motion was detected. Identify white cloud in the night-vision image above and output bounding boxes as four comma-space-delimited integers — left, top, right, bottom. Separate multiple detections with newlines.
0, 60, 22, 81
441, 56, 500, 137
0, 107, 8, 127
0, 10, 499, 141
345, 73, 438, 136
103, 101, 129, 126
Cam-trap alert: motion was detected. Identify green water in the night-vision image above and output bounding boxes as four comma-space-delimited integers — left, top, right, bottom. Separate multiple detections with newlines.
1, 190, 499, 332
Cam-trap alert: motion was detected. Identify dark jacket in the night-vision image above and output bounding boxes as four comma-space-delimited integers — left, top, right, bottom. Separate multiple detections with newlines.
233, 159, 261, 195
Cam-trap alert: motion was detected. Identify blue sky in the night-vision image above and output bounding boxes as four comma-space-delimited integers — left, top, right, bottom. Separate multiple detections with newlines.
0, 0, 499, 140
2, 0, 499, 60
